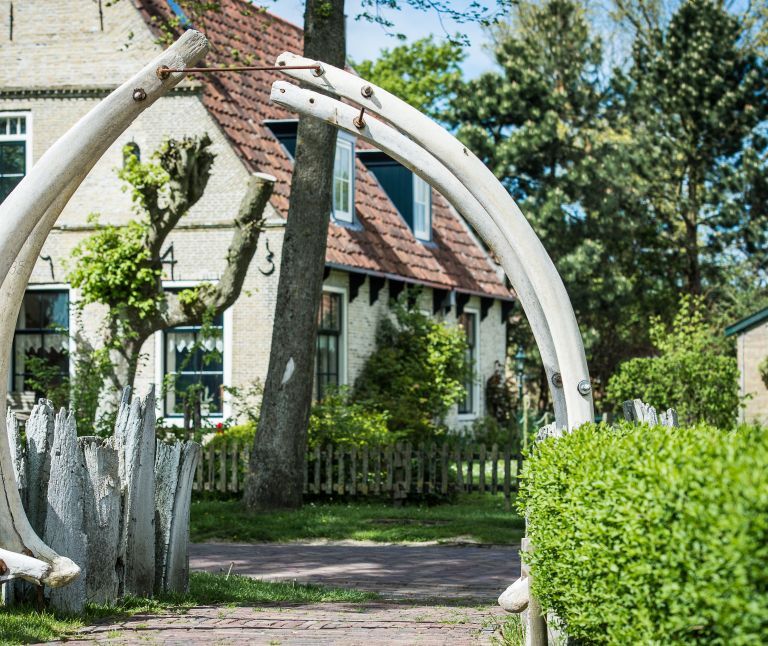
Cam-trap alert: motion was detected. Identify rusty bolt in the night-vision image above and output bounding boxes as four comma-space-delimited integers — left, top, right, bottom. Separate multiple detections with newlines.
311, 63, 325, 77
361, 85, 373, 98
156, 65, 171, 80
0, 559, 7, 576
353, 106, 367, 129
132, 88, 147, 102
551, 373, 563, 388
22, 547, 33, 557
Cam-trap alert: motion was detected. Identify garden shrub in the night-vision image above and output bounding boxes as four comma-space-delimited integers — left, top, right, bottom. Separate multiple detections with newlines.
308, 387, 390, 448
206, 422, 256, 450
606, 295, 740, 427
519, 421, 768, 645
353, 296, 468, 443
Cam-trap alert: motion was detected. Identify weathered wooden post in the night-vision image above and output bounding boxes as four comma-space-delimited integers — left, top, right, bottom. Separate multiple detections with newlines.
0, 28, 210, 589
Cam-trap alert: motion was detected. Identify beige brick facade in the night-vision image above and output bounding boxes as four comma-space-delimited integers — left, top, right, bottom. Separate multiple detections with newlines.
3, 0, 511, 429
735, 321, 768, 425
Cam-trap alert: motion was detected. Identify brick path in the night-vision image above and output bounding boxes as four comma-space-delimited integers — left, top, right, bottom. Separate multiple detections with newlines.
59, 542, 521, 645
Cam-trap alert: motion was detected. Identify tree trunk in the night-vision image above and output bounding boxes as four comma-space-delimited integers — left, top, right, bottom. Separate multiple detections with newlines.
244, 0, 346, 510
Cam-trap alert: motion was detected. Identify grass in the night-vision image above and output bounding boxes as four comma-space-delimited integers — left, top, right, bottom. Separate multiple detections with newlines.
0, 571, 377, 645
191, 493, 524, 544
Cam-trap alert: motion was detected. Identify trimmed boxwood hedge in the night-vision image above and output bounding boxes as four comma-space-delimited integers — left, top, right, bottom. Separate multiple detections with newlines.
518, 422, 768, 645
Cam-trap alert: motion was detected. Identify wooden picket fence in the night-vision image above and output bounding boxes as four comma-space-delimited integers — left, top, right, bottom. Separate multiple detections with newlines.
194, 442, 524, 500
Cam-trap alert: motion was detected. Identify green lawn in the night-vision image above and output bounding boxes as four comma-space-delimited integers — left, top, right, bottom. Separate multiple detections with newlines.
0, 572, 376, 645
191, 494, 524, 544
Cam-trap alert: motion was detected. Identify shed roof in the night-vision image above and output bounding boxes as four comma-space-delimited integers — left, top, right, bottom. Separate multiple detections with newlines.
725, 306, 768, 337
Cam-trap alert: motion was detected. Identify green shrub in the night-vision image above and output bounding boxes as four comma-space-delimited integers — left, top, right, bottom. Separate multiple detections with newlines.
606, 295, 740, 427
206, 422, 256, 450
353, 295, 468, 443
308, 387, 390, 448
519, 421, 768, 644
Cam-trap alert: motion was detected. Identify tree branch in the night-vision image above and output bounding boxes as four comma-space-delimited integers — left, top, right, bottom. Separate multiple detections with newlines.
162, 172, 276, 327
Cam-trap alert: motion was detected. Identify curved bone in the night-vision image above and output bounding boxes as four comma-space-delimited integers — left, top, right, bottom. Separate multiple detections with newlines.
270, 81, 567, 425
0, 30, 210, 588
275, 54, 594, 429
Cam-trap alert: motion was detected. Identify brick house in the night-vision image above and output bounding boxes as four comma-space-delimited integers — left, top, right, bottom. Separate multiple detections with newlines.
726, 307, 768, 425
1, 0, 514, 427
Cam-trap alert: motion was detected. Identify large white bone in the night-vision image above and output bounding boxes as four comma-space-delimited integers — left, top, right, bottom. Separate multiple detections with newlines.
270, 80, 568, 425
0, 30, 210, 588
275, 54, 594, 429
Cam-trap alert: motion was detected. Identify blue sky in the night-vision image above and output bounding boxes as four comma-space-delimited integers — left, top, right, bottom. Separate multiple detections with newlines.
265, 1, 500, 78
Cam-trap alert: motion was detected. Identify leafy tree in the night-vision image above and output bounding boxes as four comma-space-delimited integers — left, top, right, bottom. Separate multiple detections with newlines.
68, 136, 273, 408
616, 0, 768, 297
354, 36, 465, 117
606, 296, 741, 427
353, 297, 468, 443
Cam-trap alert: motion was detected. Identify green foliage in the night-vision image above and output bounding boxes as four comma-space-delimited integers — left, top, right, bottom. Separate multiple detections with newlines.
760, 356, 768, 389
308, 387, 390, 447
70, 344, 116, 436
68, 216, 160, 321
353, 297, 468, 443
606, 296, 740, 427
22, 356, 70, 408
354, 36, 465, 117
206, 422, 256, 450
519, 421, 768, 645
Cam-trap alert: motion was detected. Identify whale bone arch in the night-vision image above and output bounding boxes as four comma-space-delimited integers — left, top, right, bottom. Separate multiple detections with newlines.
0, 30, 210, 587
273, 55, 594, 429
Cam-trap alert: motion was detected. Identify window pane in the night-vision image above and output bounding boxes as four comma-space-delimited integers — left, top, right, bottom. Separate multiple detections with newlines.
0, 141, 26, 175
162, 299, 225, 417
333, 140, 353, 221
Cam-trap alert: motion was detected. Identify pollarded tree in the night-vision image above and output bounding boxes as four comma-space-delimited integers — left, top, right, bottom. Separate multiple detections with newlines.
68, 136, 274, 405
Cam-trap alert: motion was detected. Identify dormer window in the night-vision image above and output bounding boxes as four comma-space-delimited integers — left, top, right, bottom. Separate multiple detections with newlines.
412, 175, 432, 241
333, 136, 354, 223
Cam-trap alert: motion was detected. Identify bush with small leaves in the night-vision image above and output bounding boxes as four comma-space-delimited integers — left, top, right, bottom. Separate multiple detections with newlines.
519, 421, 768, 644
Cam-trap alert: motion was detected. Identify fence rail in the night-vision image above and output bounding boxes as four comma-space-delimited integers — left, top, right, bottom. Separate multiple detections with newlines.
194, 442, 524, 500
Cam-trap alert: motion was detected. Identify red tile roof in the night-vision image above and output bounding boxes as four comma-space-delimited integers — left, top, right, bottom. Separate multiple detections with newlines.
136, 0, 512, 299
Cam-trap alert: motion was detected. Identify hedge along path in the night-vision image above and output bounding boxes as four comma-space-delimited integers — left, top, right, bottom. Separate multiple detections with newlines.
2, 389, 200, 611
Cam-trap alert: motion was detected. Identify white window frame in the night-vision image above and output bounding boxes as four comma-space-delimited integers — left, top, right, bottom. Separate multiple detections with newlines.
0, 111, 33, 200
412, 174, 432, 241
315, 284, 348, 397
332, 134, 355, 224
8, 283, 73, 393
154, 281, 232, 425
457, 307, 480, 420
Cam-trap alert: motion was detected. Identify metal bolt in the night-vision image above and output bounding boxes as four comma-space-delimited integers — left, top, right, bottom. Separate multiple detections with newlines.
577, 379, 592, 396
0, 559, 6, 576
353, 106, 366, 129
311, 63, 325, 77
156, 65, 171, 80
132, 88, 147, 102
551, 373, 563, 388
361, 85, 373, 98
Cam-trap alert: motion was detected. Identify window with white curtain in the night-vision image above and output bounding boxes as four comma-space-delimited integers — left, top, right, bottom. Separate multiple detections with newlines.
412, 174, 432, 241
12, 290, 69, 395
0, 113, 30, 204
333, 138, 354, 223
163, 305, 225, 418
